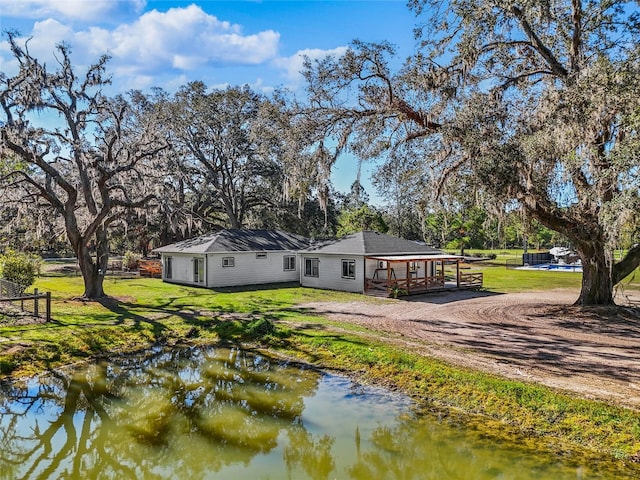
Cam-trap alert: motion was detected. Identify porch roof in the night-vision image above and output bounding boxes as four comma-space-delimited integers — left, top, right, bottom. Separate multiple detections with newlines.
366, 254, 462, 262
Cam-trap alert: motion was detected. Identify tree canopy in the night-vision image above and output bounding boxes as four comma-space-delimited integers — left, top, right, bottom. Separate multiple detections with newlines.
161, 82, 281, 230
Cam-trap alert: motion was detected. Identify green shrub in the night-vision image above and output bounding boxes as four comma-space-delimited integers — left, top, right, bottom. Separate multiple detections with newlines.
123, 251, 142, 271
0, 250, 40, 291
389, 283, 407, 299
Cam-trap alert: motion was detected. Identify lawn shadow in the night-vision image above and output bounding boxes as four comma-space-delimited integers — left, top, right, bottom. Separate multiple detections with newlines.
96, 293, 301, 346
97, 297, 170, 340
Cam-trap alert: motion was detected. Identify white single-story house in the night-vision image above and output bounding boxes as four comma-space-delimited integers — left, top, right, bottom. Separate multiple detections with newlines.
154, 229, 482, 295
299, 230, 481, 295
153, 229, 310, 288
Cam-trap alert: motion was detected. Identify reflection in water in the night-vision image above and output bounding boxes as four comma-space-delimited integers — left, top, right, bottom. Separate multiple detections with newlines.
285, 428, 335, 480
0, 346, 637, 480
0, 347, 316, 479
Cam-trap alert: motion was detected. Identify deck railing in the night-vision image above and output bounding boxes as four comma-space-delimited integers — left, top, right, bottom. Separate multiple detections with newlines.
365, 275, 446, 296
365, 278, 389, 293
366, 271, 483, 296
459, 272, 483, 288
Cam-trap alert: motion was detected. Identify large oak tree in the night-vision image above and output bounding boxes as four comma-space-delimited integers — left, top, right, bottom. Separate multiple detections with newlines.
0, 35, 169, 298
302, 1, 640, 305
162, 83, 281, 230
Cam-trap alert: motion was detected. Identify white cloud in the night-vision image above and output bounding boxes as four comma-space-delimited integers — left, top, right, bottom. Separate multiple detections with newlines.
274, 46, 349, 84
1, 0, 145, 22
79, 4, 280, 73
1, 4, 359, 95
1, 4, 281, 87
30, 18, 75, 50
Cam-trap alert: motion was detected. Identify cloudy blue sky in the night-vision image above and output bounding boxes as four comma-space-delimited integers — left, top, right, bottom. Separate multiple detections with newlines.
0, 0, 422, 201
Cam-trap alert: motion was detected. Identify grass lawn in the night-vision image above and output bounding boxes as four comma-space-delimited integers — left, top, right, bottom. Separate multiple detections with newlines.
1, 266, 639, 466
0, 275, 361, 377
471, 263, 582, 291
460, 251, 640, 293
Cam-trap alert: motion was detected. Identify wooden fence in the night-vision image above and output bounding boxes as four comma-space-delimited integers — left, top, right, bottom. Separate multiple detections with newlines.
0, 279, 51, 322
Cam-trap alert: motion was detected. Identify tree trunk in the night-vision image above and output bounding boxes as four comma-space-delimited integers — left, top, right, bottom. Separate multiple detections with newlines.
73, 226, 109, 299
528, 204, 620, 306
77, 245, 106, 299
574, 239, 614, 306
222, 198, 241, 229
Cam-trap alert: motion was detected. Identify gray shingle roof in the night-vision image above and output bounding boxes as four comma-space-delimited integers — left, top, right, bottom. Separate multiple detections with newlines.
154, 229, 310, 254
304, 231, 442, 255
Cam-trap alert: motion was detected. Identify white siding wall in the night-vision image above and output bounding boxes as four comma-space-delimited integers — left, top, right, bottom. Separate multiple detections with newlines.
207, 252, 299, 287
161, 254, 204, 285
162, 250, 444, 292
300, 254, 364, 293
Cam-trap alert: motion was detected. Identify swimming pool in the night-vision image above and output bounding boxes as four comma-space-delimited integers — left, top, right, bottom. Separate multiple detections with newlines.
519, 263, 582, 272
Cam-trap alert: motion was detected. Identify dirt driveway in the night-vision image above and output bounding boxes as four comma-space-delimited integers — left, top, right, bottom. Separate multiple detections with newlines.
300, 289, 640, 409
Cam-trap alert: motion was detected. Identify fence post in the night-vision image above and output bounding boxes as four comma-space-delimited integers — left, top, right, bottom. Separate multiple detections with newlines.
34, 288, 39, 317
46, 291, 51, 322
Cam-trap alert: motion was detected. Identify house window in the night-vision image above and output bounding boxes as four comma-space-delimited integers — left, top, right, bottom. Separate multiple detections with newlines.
304, 258, 319, 277
164, 256, 172, 279
256, 252, 267, 259
283, 255, 296, 271
222, 257, 235, 267
341, 259, 356, 279
193, 257, 204, 283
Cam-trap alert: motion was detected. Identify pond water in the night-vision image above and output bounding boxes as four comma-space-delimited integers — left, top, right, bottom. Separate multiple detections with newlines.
0, 346, 636, 479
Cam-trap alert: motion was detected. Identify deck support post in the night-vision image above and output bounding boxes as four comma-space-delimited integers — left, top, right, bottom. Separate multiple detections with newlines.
405, 261, 410, 293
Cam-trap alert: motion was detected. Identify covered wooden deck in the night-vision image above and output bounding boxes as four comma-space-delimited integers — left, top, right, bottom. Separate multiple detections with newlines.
364, 254, 483, 297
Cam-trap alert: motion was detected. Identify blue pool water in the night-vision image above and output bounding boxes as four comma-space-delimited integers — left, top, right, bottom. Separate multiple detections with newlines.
523, 263, 582, 272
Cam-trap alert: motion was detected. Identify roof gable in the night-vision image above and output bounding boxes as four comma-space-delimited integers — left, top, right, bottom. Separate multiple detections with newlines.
305, 231, 442, 255
154, 229, 310, 254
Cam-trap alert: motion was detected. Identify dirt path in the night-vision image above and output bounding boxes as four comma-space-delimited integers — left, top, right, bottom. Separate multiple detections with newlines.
300, 289, 640, 409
